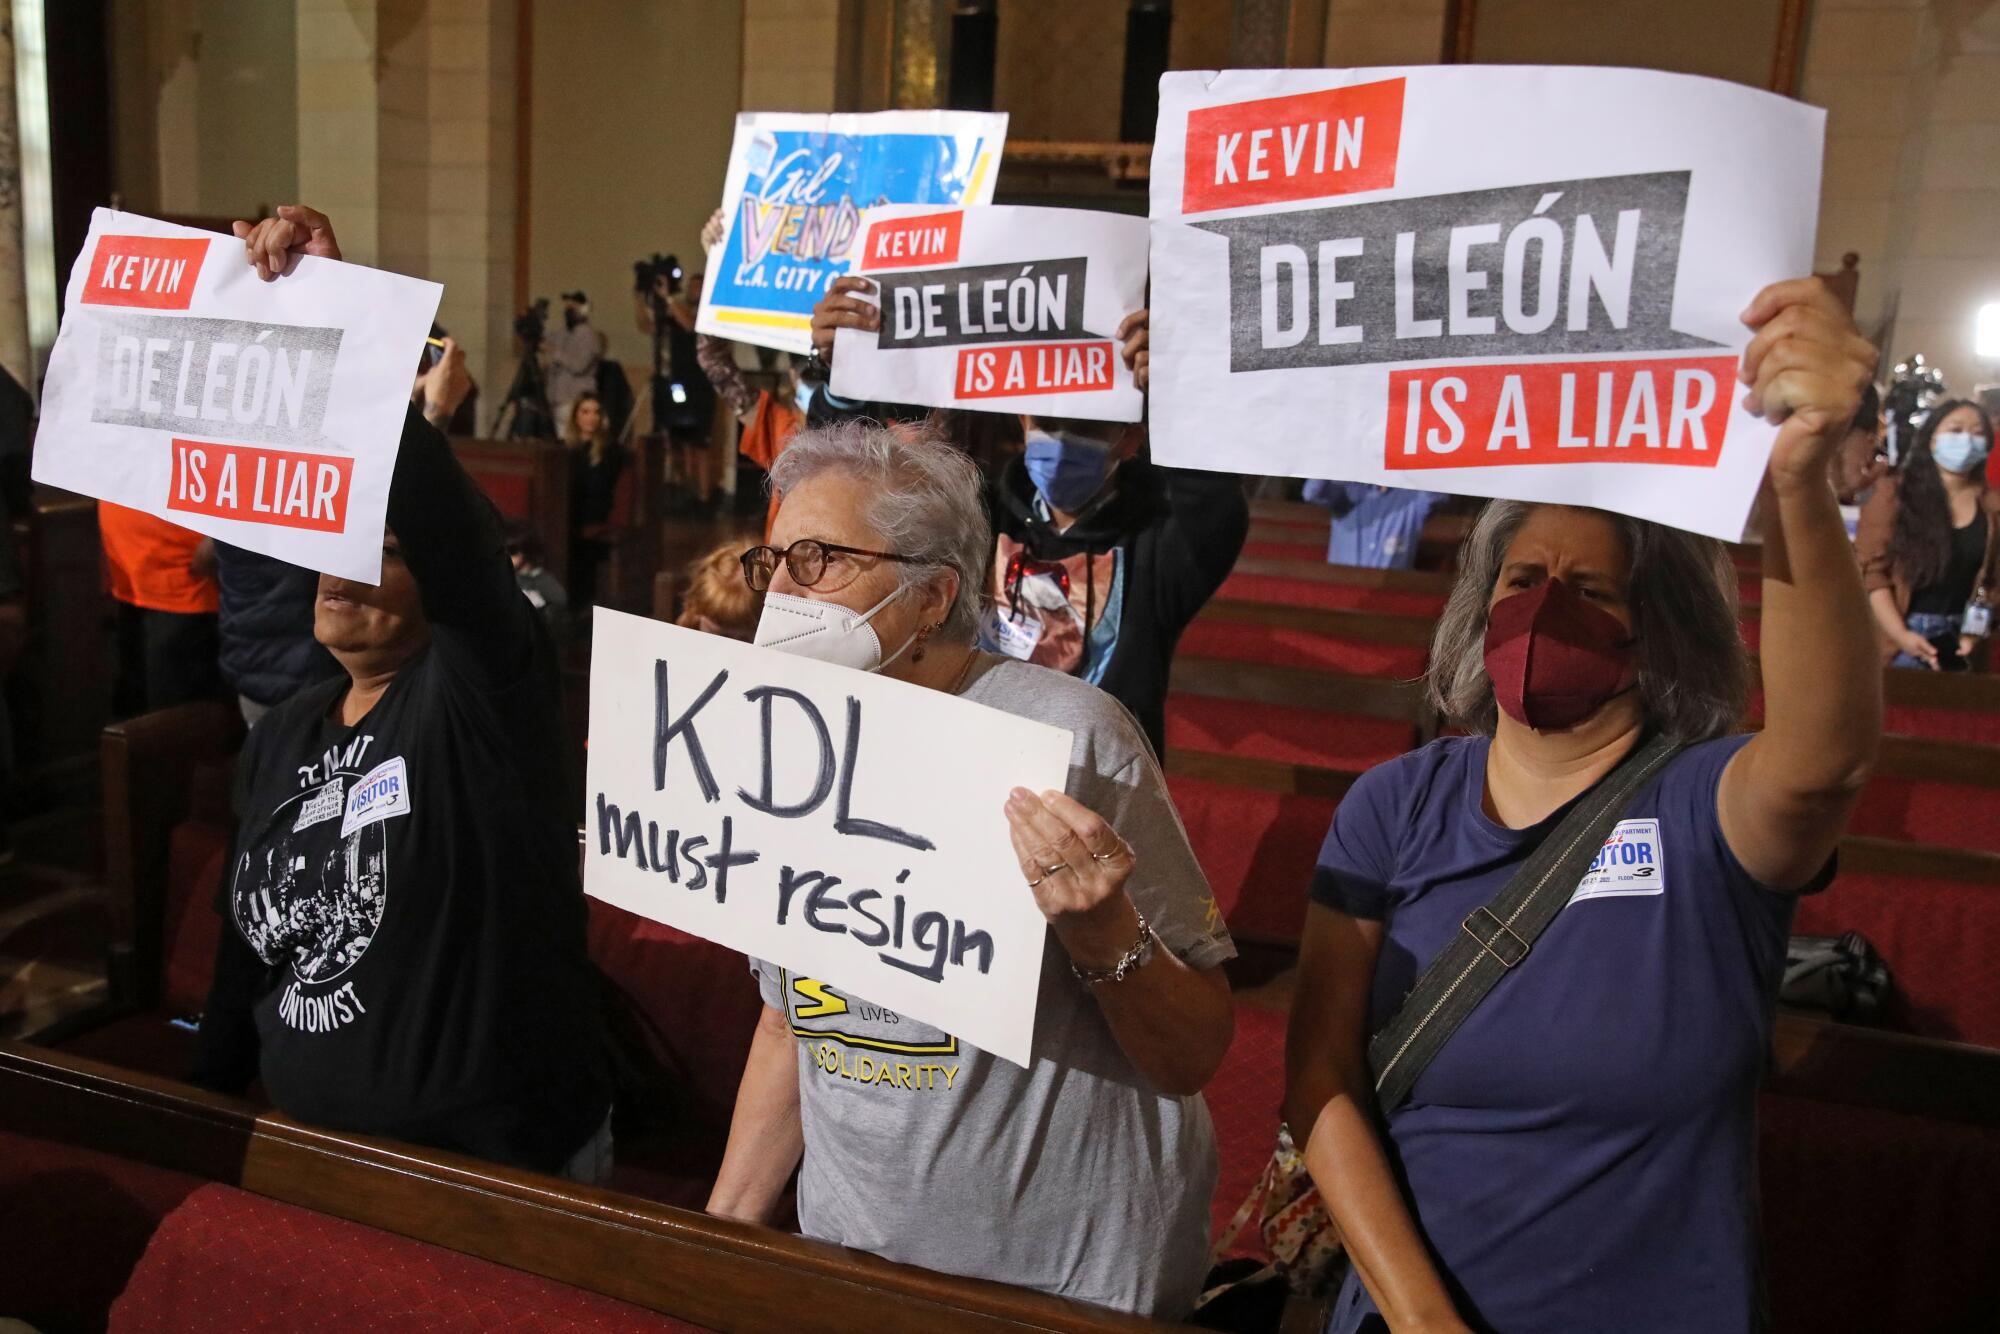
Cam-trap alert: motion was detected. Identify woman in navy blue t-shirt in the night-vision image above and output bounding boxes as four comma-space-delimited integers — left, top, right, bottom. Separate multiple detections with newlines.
1285, 278, 1882, 1334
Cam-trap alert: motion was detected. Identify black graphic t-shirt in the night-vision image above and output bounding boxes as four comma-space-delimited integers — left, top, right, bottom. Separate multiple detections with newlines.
192, 407, 609, 1173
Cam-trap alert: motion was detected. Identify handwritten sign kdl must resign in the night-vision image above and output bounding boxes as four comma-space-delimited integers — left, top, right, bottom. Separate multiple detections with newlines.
583, 611, 1073, 1067
1147, 66, 1825, 542
830, 204, 1149, 423
34, 208, 441, 583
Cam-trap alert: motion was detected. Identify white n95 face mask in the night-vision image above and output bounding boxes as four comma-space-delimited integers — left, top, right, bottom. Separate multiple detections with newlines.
754, 584, 917, 673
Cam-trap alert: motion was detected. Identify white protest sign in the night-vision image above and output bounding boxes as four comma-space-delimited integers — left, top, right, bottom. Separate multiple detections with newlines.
698, 110, 1008, 355
830, 205, 1148, 422
584, 609, 1073, 1067
33, 208, 442, 583
1148, 67, 1825, 541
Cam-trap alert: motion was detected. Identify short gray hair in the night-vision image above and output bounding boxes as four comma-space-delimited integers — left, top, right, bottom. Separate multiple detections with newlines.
769, 420, 990, 642
1427, 501, 1748, 743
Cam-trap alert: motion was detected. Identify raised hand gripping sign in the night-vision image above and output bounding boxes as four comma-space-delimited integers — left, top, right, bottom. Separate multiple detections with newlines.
584, 610, 1073, 1068
1149, 67, 1826, 541
830, 205, 1149, 423
33, 208, 441, 583
698, 110, 1008, 356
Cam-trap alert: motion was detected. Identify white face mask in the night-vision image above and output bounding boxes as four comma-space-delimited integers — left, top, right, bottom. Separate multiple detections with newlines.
754, 583, 918, 673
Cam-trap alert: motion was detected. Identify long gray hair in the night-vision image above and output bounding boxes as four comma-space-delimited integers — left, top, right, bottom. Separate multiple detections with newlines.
1427, 501, 1748, 743
768, 420, 990, 642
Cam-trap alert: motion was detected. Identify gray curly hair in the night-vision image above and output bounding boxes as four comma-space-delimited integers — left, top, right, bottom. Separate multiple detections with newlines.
768, 420, 990, 642
1427, 500, 1749, 744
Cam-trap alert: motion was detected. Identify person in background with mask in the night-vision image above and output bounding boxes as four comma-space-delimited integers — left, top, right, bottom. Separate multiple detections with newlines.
810, 282, 1248, 757
1301, 480, 1449, 570
1284, 278, 1879, 1334
1856, 398, 1997, 669
707, 421, 1235, 1319
545, 290, 602, 431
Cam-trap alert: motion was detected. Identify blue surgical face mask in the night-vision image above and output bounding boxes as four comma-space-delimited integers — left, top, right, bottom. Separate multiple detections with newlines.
1024, 429, 1117, 514
1932, 430, 1989, 476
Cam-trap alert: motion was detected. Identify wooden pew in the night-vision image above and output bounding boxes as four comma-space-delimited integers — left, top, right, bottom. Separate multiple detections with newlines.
451, 437, 572, 586
0, 1042, 1179, 1334
13, 488, 109, 774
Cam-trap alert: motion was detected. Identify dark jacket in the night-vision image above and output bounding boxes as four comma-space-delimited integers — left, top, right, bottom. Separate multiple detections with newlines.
214, 544, 340, 707
991, 455, 1247, 757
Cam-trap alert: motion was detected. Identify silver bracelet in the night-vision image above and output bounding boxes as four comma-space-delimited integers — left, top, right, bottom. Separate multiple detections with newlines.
1070, 911, 1155, 986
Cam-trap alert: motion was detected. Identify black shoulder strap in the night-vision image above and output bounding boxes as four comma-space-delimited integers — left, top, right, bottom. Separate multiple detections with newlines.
1367, 732, 1684, 1114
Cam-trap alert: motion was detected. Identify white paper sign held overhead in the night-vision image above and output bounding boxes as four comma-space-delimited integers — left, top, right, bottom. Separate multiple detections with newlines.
1148, 67, 1826, 541
584, 610, 1073, 1067
831, 205, 1149, 422
33, 209, 441, 584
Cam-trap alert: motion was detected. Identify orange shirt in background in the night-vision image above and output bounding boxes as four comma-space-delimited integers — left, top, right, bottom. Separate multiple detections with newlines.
738, 391, 803, 540
99, 502, 219, 614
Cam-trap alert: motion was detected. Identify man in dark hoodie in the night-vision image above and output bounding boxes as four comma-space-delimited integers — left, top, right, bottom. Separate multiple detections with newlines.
807, 280, 1247, 756
215, 544, 341, 725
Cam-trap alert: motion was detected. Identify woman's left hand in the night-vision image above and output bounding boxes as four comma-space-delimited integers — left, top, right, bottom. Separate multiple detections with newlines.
1005, 787, 1141, 961
1739, 278, 1877, 493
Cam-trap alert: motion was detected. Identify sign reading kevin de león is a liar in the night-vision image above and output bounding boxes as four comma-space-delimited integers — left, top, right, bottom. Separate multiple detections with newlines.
33, 208, 442, 583
830, 204, 1149, 422
583, 610, 1074, 1068
1147, 67, 1826, 542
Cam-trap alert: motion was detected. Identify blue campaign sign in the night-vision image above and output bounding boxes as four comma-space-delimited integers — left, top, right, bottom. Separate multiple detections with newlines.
698, 110, 1008, 355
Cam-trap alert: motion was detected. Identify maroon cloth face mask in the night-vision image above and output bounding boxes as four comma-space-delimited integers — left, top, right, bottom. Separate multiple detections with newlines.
1482, 578, 1635, 731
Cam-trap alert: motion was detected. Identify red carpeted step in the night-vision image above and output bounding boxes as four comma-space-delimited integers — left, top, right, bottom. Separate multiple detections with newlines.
1178, 619, 1428, 680
1883, 704, 2000, 749
1204, 1002, 1287, 1257
1167, 773, 1337, 943
1846, 777, 2000, 855
1168, 694, 1415, 771
1217, 572, 1446, 617
1795, 872, 2000, 1048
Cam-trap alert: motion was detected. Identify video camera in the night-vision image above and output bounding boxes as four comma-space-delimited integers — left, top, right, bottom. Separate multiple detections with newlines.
514, 297, 551, 347
634, 253, 684, 297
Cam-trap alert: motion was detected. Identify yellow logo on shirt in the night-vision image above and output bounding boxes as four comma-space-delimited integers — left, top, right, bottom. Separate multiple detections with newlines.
791, 977, 850, 1019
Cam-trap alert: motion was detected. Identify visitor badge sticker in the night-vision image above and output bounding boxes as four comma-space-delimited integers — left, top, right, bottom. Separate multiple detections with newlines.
1147, 66, 1826, 542
34, 208, 442, 583
831, 205, 1149, 422
1570, 819, 1666, 902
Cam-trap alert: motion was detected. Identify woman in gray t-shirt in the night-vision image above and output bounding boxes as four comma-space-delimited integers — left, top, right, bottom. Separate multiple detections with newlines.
707, 420, 1236, 1318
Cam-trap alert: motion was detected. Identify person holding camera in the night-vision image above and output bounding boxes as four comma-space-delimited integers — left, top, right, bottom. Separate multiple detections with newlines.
633, 253, 717, 508
1856, 398, 1998, 670
544, 291, 602, 433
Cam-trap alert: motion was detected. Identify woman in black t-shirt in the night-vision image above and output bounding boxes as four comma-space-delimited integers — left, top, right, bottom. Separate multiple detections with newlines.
1858, 400, 1998, 670
193, 206, 611, 1179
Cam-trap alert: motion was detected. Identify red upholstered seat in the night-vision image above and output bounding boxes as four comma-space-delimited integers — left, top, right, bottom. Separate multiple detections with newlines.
1882, 704, 2000, 748
108, 1183, 709, 1332
1794, 872, 2000, 1048
1179, 620, 1428, 681
1167, 694, 1414, 772
1204, 1003, 1287, 1258
162, 820, 230, 1015
1217, 572, 1445, 617
0, 1129, 207, 1332
1845, 776, 2000, 854
472, 471, 533, 518
1238, 538, 1333, 562
1759, 1093, 2000, 1334
1167, 773, 1337, 944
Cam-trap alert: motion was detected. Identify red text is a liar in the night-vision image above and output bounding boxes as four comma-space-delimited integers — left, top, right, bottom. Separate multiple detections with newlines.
1183, 78, 1405, 214
82, 235, 208, 311
168, 439, 353, 533
1384, 357, 1738, 472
